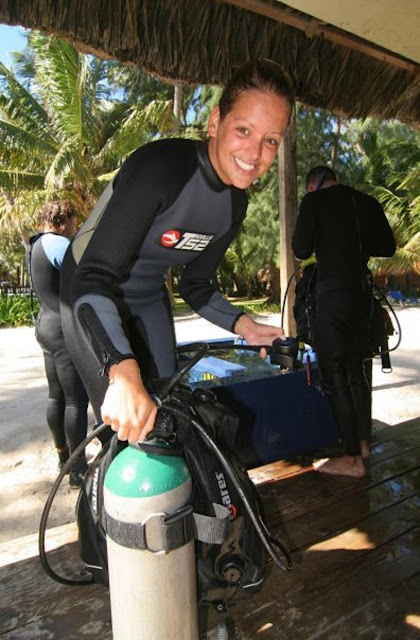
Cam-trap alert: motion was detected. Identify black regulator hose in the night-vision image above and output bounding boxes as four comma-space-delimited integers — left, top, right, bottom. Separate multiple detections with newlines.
38, 422, 110, 586
280, 267, 301, 329
40, 340, 294, 588
163, 403, 294, 573
373, 284, 402, 354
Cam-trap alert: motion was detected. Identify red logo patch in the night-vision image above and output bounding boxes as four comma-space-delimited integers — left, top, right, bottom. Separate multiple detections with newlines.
161, 230, 181, 247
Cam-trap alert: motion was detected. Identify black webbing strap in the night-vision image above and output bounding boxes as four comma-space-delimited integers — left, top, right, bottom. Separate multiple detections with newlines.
193, 502, 230, 545
105, 505, 195, 552
105, 502, 230, 552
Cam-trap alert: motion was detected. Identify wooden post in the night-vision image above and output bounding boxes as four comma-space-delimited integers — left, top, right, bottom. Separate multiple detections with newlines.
278, 108, 297, 336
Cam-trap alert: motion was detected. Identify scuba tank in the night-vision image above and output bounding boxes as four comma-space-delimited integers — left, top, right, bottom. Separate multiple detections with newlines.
104, 444, 198, 639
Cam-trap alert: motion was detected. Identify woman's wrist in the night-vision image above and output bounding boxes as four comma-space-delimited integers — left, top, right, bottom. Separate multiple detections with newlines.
108, 358, 141, 384
233, 313, 253, 339
231, 311, 246, 334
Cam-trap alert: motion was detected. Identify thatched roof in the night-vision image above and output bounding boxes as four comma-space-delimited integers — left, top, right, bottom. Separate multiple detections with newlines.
1, 0, 419, 125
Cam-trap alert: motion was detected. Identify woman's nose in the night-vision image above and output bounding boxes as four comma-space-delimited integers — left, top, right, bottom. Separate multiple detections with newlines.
246, 136, 263, 159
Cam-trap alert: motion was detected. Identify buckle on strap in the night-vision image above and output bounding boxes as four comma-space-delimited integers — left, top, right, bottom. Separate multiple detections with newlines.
105, 505, 194, 553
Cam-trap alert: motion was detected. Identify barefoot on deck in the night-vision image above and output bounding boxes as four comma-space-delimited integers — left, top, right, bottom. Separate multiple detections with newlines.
313, 455, 365, 478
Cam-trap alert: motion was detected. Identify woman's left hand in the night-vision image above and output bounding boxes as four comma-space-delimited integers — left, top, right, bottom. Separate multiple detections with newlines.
233, 314, 285, 358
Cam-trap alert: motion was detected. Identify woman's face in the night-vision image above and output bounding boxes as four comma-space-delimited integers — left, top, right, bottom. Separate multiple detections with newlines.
207, 89, 291, 189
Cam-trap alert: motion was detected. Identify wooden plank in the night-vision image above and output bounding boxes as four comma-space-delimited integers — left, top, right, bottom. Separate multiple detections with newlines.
316, 572, 420, 640
0, 522, 77, 568
1, 542, 111, 638
257, 448, 420, 523
229, 526, 420, 639
249, 459, 313, 485
372, 417, 420, 442
269, 468, 420, 551
263, 495, 420, 596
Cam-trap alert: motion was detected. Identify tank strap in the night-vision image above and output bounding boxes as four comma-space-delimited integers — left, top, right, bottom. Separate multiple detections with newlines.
105, 505, 195, 553
105, 502, 230, 552
193, 502, 230, 544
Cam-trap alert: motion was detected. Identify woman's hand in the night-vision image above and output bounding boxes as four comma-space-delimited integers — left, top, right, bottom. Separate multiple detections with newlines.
234, 314, 285, 358
101, 359, 158, 444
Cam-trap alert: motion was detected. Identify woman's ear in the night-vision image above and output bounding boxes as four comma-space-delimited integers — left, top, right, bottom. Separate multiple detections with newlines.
208, 105, 221, 138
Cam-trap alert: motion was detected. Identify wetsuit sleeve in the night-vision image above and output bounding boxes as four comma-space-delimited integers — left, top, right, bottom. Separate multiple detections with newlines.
41, 234, 70, 269
292, 194, 316, 260
366, 198, 396, 257
178, 218, 245, 332
70, 142, 197, 368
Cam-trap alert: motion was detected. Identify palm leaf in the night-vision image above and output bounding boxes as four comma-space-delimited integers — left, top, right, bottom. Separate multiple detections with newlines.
370, 238, 420, 276
95, 99, 175, 167
30, 33, 100, 147
0, 116, 58, 158
0, 167, 45, 191
0, 61, 52, 142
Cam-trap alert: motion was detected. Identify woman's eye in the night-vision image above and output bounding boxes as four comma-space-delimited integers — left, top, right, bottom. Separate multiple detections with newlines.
237, 127, 249, 135
265, 137, 279, 147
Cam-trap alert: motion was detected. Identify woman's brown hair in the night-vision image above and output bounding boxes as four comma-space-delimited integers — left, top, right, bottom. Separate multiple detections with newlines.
218, 58, 295, 120
38, 200, 77, 230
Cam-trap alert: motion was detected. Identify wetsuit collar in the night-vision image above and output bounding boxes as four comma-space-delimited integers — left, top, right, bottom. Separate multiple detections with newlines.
194, 141, 229, 192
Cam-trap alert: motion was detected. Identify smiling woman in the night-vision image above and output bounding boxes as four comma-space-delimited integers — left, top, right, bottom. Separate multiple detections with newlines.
60, 58, 296, 447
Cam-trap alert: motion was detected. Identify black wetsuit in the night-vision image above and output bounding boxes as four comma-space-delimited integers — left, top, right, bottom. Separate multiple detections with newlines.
61, 139, 247, 421
292, 184, 396, 455
29, 232, 89, 457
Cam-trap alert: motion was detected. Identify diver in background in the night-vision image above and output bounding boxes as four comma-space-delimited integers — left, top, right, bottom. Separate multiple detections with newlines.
29, 200, 89, 487
293, 166, 396, 478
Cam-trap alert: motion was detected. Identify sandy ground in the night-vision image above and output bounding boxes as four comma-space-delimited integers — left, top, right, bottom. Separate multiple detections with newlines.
0, 306, 419, 545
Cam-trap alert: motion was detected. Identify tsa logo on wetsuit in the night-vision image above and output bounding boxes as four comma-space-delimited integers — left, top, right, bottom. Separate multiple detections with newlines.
159, 229, 214, 251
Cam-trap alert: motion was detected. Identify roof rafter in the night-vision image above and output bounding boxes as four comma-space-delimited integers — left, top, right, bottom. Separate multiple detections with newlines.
224, 0, 418, 72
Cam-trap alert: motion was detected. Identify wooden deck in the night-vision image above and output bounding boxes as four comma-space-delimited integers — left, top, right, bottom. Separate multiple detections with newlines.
1, 419, 419, 639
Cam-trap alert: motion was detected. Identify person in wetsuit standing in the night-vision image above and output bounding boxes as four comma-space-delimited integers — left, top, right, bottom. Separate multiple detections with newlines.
292, 166, 396, 478
29, 201, 89, 487
60, 58, 295, 444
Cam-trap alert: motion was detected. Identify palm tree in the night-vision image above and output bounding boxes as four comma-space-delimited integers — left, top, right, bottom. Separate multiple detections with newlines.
0, 31, 175, 273
370, 170, 420, 278
355, 118, 420, 280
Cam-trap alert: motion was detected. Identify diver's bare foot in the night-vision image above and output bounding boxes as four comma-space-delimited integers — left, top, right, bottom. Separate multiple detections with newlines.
313, 455, 365, 478
360, 440, 371, 460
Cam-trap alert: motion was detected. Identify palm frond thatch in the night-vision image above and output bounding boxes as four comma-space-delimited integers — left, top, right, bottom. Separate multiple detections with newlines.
0, 0, 418, 126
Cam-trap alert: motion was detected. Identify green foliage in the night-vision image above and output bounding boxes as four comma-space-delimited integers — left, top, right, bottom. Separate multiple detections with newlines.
0, 31, 177, 275
240, 300, 281, 315
219, 163, 280, 296
0, 239, 26, 285
171, 295, 281, 317
0, 293, 38, 326
106, 64, 175, 108
354, 119, 420, 275
1, 29, 418, 294
296, 104, 364, 197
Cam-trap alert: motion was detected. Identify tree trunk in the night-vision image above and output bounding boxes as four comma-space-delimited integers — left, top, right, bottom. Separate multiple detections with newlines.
278, 108, 297, 336
330, 116, 341, 169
